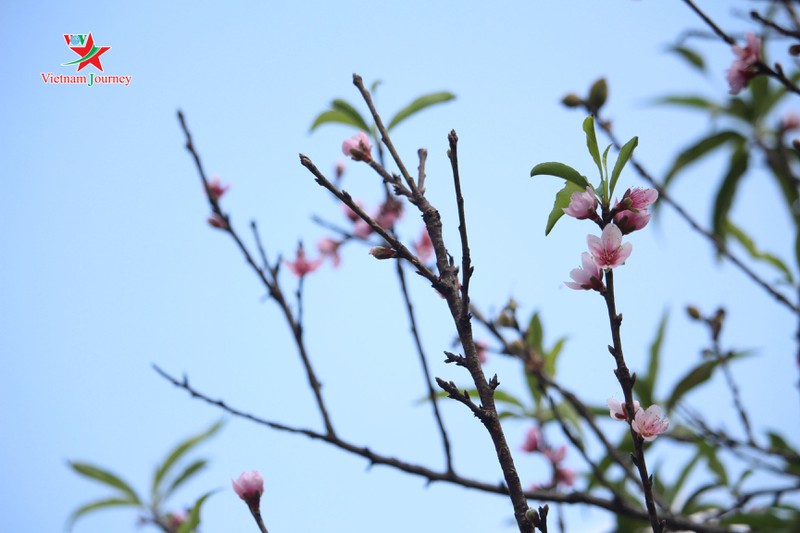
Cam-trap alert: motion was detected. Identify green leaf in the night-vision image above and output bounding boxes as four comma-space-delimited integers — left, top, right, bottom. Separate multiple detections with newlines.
330, 99, 372, 132
152, 420, 223, 500
670, 454, 701, 505
655, 95, 718, 112
601, 144, 612, 201
69, 462, 141, 504
582, 116, 604, 184
164, 459, 209, 500
726, 221, 794, 283
635, 311, 668, 407
544, 181, 583, 236
712, 143, 748, 241
309, 109, 364, 132
492, 389, 528, 410
66, 497, 141, 531
370, 79, 382, 94
530, 162, 590, 189
662, 130, 744, 189
544, 337, 567, 378
667, 360, 719, 410
525, 312, 544, 354
387, 91, 455, 131
668, 45, 706, 71
609, 136, 638, 199
177, 490, 218, 533
720, 511, 794, 529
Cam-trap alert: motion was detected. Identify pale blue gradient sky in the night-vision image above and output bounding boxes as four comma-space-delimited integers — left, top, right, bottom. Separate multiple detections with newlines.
2, 2, 798, 532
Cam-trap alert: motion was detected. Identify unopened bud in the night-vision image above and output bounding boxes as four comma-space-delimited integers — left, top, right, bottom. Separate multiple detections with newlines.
561, 93, 584, 108
790, 44, 800, 56
508, 340, 525, 356
369, 246, 397, 259
686, 305, 702, 320
587, 78, 608, 112
793, 138, 800, 152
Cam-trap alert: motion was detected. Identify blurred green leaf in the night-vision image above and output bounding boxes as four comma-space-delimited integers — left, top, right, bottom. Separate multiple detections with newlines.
667, 360, 717, 410
726, 221, 794, 283
331, 99, 371, 132
655, 95, 717, 112
669, 454, 701, 505
66, 497, 140, 531
370, 79, 382, 94
712, 143, 748, 241
165, 459, 209, 500
668, 45, 706, 71
635, 311, 668, 407
544, 180, 583, 236
177, 490, 218, 533
544, 337, 567, 378
609, 136, 638, 199
69, 462, 141, 504
699, 440, 728, 485
387, 91, 455, 131
662, 130, 744, 189
525, 312, 544, 354
681, 483, 721, 516
152, 420, 223, 500
582, 116, 604, 186
720, 511, 795, 529
309, 109, 369, 132
530, 162, 590, 189
767, 431, 800, 457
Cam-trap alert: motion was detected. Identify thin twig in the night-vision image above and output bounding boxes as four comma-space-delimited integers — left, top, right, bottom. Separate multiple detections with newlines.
152, 365, 734, 533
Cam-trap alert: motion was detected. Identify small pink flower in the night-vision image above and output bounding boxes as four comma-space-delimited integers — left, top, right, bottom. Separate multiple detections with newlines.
375, 198, 403, 230
521, 427, 541, 453
284, 243, 323, 277
632, 405, 670, 442
565, 252, 605, 291
414, 227, 434, 263
165, 510, 188, 529
726, 32, 761, 95
587, 224, 632, 270
369, 246, 397, 259
232, 470, 264, 508
607, 397, 640, 421
353, 219, 373, 239
555, 466, 576, 487
317, 238, 342, 268
342, 131, 373, 162
782, 112, 800, 131
613, 188, 658, 234
563, 185, 598, 220
475, 340, 489, 364
207, 213, 228, 230
543, 445, 567, 464
343, 201, 364, 222
206, 177, 230, 201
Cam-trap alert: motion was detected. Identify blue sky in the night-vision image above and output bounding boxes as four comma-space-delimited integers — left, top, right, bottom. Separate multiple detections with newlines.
2, 2, 798, 532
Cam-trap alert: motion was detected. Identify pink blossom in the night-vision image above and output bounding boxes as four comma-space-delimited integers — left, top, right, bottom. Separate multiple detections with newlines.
414, 227, 434, 263
587, 224, 632, 270
613, 188, 658, 234
342, 131, 373, 162
543, 445, 567, 464
207, 213, 228, 230
206, 177, 230, 201
563, 185, 598, 220
353, 219, 372, 239
475, 340, 489, 364
343, 201, 364, 222
232, 470, 264, 507
165, 510, 188, 529
317, 238, 342, 268
555, 466, 577, 487
284, 243, 323, 277
565, 252, 605, 291
632, 405, 670, 442
521, 427, 541, 453
607, 397, 640, 421
782, 112, 800, 131
726, 32, 761, 95
375, 198, 403, 230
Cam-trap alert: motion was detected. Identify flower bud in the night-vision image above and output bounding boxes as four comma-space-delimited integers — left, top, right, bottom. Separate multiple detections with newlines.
561, 93, 584, 108
369, 246, 397, 259
686, 305, 702, 320
587, 78, 608, 112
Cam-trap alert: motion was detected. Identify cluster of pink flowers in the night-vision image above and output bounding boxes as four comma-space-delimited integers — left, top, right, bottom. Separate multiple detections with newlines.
726, 32, 761, 95
563, 187, 657, 291
413, 227, 434, 263
284, 242, 323, 277
521, 427, 576, 489
344, 198, 404, 240
342, 131, 373, 162
607, 398, 669, 441
233, 470, 264, 510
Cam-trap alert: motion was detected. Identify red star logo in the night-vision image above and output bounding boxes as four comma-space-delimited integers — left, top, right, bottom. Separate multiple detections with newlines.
62, 33, 111, 72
